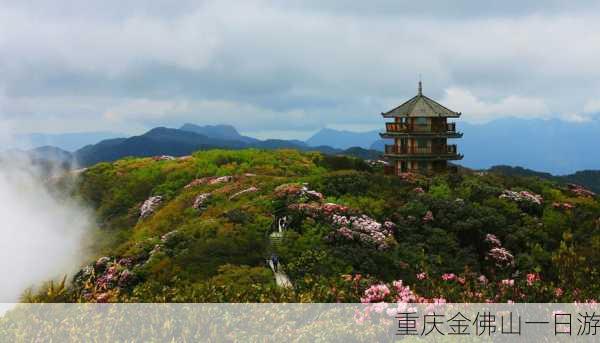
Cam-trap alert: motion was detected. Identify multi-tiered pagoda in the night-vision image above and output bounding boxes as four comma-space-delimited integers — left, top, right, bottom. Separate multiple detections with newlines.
380, 82, 463, 174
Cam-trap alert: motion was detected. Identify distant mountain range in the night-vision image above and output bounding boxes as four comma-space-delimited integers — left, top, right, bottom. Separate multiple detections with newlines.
7, 117, 600, 176
488, 165, 600, 193
15, 124, 378, 167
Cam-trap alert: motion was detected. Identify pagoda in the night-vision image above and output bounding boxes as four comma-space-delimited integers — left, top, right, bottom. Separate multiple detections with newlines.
380, 82, 463, 174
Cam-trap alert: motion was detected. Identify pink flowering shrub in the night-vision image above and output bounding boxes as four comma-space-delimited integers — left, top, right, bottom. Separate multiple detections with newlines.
361, 284, 391, 303
73, 256, 139, 303
552, 202, 575, 211
413, 187, 425, 194
328, 214, 396, 250
279, 182, 394, 250
526, 273, 540, 286
441, 273, 456, 281
483, 233, 515, 268
274, 183, 324, 202
499, 189, 543, 205
567, 183, 596, 198
351, 269, 593, 304
488, 247, 515, 267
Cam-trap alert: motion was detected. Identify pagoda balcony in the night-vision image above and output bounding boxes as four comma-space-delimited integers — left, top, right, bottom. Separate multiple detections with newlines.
383, 122, 460, 136
384, 144, 462, 159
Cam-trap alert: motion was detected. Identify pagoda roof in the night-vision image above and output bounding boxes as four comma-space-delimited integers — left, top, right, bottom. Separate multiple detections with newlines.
381, 82, 461, 118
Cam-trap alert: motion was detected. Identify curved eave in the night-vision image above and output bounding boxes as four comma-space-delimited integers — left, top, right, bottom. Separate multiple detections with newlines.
383, 154, 464, 161
379, 132, 463, 139
380, 94, 462, 118
381, 112, 462, 118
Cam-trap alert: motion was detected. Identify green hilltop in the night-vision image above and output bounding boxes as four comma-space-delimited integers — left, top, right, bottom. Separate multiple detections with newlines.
26, 149, 600, 303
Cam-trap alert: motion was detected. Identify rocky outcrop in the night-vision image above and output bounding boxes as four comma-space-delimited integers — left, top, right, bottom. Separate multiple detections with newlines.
229, 186, 259, 200
152, 155, 175, 161
139, 196, 163, 219
184, 176, 233, 189
193, 193, 211, 211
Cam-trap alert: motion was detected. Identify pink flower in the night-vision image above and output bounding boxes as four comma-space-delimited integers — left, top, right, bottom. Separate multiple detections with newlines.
457, 277, 466, 285
416, 272, 427, 280
487, 247, 514, 267
555, 288, 564, 298
526, 273, 540, 286
501, 279, 515, 287
484, 234, 502, 247
441, 273, 456, 281
361, 284, 390, 303
478, 275, 488, 284
392, 280, 416, 303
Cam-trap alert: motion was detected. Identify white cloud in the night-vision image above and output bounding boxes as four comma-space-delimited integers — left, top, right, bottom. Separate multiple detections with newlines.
560, 112, 592, 123
584, 99, 600, 114
441, 87, 549, 123
2, 1, 600, 135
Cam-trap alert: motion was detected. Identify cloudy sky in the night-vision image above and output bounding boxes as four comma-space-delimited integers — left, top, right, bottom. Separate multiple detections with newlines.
1, 0, 600, 139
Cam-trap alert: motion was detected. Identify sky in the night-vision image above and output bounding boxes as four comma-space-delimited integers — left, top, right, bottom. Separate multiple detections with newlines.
1, 0, 600, 139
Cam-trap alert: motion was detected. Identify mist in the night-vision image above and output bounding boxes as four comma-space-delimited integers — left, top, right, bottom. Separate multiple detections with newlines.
0, 154, 92, 302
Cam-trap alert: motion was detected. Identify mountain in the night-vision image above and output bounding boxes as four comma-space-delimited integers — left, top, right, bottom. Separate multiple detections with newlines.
73, 126, 382, 167
369, 118, 600, 175
306, 128, 380, 149
458, 118, 600, 175
12, 131, 123, 151
74, 127, 246, 166
179, 123, 260, 144
489, 165, 600, 193
20, 148, 600, 306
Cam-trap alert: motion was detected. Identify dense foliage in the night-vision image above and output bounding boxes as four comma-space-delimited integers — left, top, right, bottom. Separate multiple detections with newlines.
25, 149, 600, 303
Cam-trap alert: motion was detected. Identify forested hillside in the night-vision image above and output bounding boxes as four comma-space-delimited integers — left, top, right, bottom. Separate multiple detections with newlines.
26, 149, 600, 303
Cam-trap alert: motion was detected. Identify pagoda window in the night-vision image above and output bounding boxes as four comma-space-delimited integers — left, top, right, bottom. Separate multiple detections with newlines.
414, 117, 429, 131
415, 117, 428, 125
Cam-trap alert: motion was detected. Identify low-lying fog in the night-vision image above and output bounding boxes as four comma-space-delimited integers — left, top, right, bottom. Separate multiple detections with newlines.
0, 154, 91, 302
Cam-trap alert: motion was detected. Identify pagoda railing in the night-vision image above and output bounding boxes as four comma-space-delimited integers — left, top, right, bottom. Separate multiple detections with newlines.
385, 144, 458, 155
446, 144, 457, 154
385, 122, 457, 133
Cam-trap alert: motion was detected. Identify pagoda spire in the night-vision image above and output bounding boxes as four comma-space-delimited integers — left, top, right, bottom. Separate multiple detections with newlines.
418, 80, 422, 96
